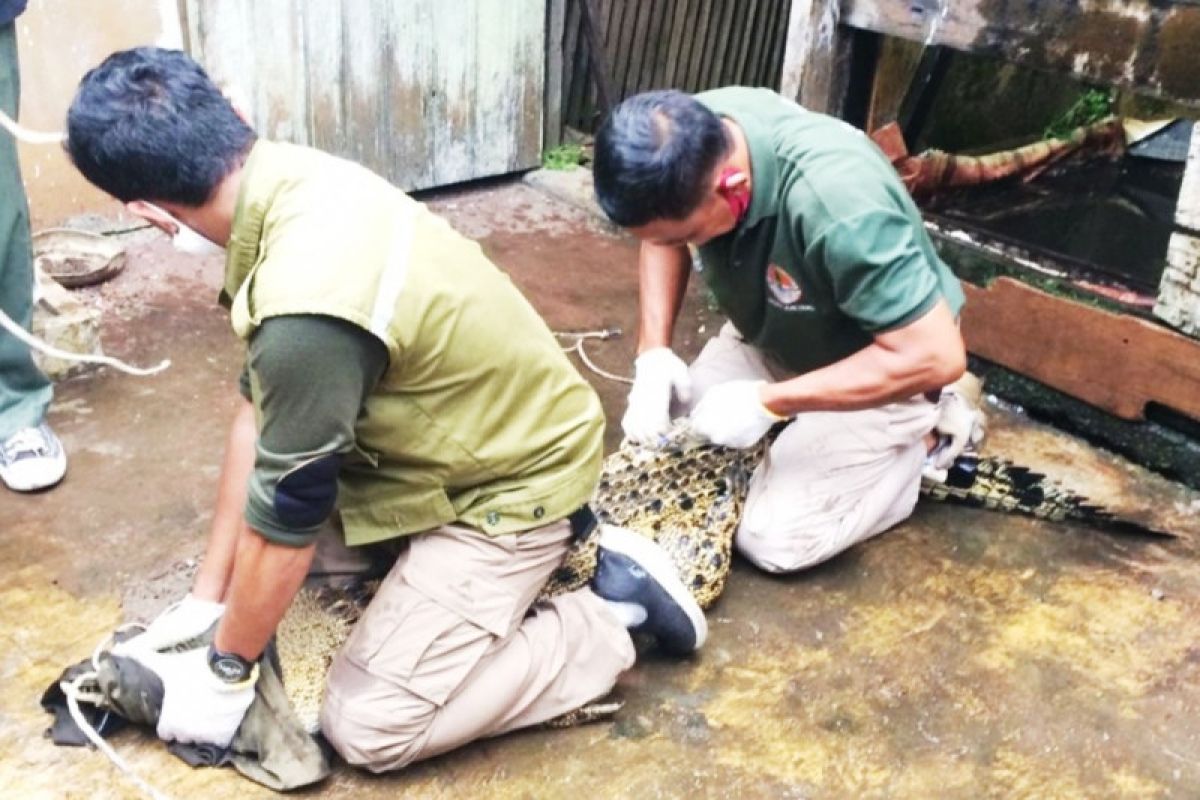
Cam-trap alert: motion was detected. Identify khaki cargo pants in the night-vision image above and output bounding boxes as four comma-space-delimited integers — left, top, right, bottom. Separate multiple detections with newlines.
317, 518, 635, 773
685, 323, 940, 573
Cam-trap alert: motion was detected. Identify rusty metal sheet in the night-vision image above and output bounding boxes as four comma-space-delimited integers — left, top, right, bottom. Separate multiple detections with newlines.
842, 0, 1200, 107
184, 0, 546, 191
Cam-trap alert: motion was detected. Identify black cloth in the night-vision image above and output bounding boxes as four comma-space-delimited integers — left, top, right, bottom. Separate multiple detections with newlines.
0, 2, 27, 26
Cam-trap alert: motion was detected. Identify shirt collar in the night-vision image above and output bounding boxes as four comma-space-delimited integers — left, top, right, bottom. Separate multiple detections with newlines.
221, 140, 280, 305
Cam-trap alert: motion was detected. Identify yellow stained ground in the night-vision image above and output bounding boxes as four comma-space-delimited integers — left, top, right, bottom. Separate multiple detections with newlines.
3, 180, 1199, 799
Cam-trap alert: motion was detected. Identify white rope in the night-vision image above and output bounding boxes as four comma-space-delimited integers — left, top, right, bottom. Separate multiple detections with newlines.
923, 0, 950, 47
59, 624, 176, 800
0, 107, 66, 144
0, 306, 170, 376
554, 329, 633, 385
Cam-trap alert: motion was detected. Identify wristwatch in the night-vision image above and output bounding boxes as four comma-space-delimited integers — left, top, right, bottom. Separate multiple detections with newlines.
207, 644, 256, 684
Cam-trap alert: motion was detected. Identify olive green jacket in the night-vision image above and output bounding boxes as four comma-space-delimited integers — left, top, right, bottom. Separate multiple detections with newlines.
224, 141, 604, 545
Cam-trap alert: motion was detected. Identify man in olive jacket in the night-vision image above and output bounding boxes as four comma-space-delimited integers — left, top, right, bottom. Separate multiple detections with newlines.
65, 48, 704, 772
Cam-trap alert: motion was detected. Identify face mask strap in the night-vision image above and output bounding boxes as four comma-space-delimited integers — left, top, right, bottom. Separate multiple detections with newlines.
717, 167, 750, 223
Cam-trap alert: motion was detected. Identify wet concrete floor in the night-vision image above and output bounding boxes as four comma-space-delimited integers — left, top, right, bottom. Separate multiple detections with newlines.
3, 178, 1200, 799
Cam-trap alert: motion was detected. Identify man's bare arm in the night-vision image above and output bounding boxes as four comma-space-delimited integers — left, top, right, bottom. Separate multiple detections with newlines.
761, 298, 966, 416
214, 526, 315, 660
192, 397, 257, 603
636, 242, 693, 352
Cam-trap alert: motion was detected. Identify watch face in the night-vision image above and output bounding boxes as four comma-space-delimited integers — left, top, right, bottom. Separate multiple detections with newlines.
209, 650, 252, 683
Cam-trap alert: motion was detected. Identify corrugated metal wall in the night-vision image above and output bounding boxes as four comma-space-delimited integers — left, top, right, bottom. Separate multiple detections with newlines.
184, 0, 546, 191
561, 0, 793, 133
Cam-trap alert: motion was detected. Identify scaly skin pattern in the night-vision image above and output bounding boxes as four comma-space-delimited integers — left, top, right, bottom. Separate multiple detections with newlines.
920, 455, 1167, 537
539, 429, 764, 609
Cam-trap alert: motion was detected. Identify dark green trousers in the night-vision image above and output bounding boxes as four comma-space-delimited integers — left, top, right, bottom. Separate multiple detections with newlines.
0, 21, 50, 439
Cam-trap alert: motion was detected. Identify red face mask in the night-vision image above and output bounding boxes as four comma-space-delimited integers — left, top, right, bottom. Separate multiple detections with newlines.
717, 167, 751, 224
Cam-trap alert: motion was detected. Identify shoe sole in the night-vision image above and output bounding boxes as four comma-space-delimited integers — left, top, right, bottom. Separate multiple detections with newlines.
598, 524, 708, 650
0, 455, 67, 492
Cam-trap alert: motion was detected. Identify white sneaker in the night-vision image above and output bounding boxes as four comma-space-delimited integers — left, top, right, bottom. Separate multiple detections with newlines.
0, 422, 67, 492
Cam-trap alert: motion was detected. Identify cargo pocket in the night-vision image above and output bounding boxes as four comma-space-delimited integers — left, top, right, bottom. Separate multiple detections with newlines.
341, 575, 520, 708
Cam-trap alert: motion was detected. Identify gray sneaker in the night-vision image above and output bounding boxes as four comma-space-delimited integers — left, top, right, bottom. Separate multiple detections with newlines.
0, 422, 67, 492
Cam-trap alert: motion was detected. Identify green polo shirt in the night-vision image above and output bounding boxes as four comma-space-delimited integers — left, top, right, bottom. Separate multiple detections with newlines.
695, 87, 965, 375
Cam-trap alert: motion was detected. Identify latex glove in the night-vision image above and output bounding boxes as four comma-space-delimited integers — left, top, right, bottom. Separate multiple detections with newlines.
926, 386, 987, 472
688, 380, 784, 448
125, 643, 256, 748
621, 348, 693, 445
118, 594, 225, 654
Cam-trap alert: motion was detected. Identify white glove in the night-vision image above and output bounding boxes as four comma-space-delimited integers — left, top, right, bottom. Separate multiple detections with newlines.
926, 386, 987, 472
123, 643, 257, 748
121, 594, 225, 654
688, 380, 784, 448
621, 348, 693, 445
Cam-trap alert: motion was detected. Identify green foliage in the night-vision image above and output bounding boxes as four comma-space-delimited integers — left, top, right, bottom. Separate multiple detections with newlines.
1043, 88, 1113, 140
542, 143, 585, 170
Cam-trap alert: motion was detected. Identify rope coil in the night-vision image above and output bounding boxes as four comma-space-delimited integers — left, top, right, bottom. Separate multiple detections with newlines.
555, 328, 633, 385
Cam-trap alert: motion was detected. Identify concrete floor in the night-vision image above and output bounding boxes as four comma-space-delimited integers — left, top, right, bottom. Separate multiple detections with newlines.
3, 178, 1200, 799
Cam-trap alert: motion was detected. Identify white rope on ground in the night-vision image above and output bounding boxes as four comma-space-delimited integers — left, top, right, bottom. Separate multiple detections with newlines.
554, 329, 633, 385
0, 107, 66, 144
0, 306, 170, 376
59, 624, 177, 800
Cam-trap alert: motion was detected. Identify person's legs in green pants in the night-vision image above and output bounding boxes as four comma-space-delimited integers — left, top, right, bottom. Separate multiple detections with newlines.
0, 21, 65, 491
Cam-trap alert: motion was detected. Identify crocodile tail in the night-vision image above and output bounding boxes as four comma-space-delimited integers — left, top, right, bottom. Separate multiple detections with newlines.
920, 455, 1171, 537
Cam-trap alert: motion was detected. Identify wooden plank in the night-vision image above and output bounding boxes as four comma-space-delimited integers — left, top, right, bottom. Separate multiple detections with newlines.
842, 0, 1200, 107
730, 0, 763, 84
544, 0, 567, 148
748, 0, 778, 85
962, 277, 1200, 422
621, 0, 653, 96
751, 0, 784, 86
662, 0, 692, 87
563, 0, 588, 129
301, 0, 345, 155
645, 0, 676, 90
578, 0, 615, 112
780, 0, 857, 114
702, 0, 739, 89
685, 0, 717, 92
1154, 123, 1200, 336
765, 0, 792, 88
190, 0, 544, 191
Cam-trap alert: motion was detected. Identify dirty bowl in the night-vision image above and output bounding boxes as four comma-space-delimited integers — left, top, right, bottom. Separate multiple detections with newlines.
32, 227, 126, 288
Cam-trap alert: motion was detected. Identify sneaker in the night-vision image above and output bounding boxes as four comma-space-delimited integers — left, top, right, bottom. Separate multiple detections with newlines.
0, 422, 67, 492
591, 525, 708, 656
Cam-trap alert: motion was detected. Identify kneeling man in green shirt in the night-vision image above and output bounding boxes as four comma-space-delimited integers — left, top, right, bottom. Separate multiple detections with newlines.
593, 87, 982, 574
63, 48, 706, 772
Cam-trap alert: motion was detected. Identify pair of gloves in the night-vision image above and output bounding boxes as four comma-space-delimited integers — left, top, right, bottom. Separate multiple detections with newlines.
623, 348, 783, 449
112, 595, 256, 748
625, 348, 986, 467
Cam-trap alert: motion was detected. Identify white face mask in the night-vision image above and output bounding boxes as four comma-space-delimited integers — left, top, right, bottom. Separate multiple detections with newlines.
144, 203, 226, 257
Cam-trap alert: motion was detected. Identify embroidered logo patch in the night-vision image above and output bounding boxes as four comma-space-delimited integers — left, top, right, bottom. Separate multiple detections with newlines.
766, 264, 804, 308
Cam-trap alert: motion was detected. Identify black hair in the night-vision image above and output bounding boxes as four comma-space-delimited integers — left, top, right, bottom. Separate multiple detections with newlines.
592, 90, 730, 228
66, 47, 256, 205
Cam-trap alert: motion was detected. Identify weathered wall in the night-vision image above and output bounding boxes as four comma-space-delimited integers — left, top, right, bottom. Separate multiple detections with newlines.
842, 0, 1200, 109
184, 0, 545, 192
1155, 124, 1200, 337
14, 0, 184, 228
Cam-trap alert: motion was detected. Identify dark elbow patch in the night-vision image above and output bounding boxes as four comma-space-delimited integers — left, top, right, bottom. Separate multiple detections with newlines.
274, 454, 343, 529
